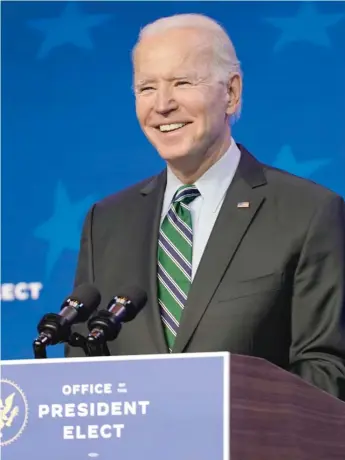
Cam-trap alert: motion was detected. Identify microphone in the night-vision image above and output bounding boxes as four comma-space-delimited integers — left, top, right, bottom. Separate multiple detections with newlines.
34, 284, 101, 348
87, 286, 147, 345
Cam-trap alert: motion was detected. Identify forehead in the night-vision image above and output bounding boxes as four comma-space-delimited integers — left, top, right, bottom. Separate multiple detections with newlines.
133, 28, 213, 79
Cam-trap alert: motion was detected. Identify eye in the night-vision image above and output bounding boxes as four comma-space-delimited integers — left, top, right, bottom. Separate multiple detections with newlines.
175, 81, 191, 87
138, 86, 155, 94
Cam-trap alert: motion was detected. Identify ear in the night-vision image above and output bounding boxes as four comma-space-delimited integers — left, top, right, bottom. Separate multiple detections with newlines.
225, 74, 242, 116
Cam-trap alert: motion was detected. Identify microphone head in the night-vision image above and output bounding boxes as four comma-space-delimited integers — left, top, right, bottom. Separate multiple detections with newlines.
64, 284, 101, 322
113, 286, 147, 322
86, 286, 147, 344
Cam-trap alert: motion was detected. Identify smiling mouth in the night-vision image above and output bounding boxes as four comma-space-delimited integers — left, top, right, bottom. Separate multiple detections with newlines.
156, 123, 190, 133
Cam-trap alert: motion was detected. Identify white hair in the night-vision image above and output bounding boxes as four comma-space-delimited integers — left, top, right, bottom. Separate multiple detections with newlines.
132, 13, 243, 120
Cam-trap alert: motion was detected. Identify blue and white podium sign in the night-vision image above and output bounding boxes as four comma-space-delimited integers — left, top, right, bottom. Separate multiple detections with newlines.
0, 352, 230, 460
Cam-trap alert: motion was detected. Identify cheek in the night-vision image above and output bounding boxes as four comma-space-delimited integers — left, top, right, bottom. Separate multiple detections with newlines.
181, 90, 219, 126
180, 91, 205, 115
135, 99, 150, 125
205, 94, 228, 127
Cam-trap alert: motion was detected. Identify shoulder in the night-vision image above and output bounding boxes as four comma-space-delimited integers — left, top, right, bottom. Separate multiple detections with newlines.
261, 161, 345, 235
238, 144, 344, 231
99, 175, 155, 207
89, 172, 162, 217
239, 143, 343, 209
264, 163, 340, 202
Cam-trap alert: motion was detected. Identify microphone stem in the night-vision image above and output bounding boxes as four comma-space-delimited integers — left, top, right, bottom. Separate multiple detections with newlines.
88, 341, 111, 357
68, 332, 92, 357
33, 340, 47, 359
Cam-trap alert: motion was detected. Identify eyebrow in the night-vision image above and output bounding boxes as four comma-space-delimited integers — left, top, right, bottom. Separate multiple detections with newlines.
135, 75, 198, 86
135, 79, 155, 86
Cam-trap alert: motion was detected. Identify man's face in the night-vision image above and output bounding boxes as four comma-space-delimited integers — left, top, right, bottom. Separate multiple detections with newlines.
133, 28, 234, 167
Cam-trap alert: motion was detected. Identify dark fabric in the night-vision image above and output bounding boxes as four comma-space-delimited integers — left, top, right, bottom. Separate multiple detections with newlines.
66, 144, 345, 401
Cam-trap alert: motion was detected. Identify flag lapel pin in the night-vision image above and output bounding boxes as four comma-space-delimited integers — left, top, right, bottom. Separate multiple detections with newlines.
237, 201, 250, 208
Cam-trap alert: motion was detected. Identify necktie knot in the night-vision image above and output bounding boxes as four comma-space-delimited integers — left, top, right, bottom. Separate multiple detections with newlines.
173, 185, 200, 205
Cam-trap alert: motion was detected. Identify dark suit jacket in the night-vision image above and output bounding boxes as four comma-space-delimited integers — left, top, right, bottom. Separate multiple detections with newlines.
66, 145, 345, 400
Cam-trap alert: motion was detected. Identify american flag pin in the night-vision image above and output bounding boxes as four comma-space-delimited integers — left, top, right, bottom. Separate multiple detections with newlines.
237, 201, 250, 208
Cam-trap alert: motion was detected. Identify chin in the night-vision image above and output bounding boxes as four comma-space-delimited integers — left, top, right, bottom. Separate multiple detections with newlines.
155, 142, 195, 160
158, 149, 192, 164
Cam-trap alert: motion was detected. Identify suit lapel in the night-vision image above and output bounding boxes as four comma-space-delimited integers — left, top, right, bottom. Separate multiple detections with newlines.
140, 171, 170, 354
172, 146, 267, 353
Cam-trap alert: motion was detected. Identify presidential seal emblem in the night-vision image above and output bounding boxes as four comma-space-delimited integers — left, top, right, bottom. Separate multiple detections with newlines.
0, 379, 28, 446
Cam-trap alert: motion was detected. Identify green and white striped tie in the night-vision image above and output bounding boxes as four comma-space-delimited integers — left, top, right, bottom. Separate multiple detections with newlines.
157, 185, 200, 351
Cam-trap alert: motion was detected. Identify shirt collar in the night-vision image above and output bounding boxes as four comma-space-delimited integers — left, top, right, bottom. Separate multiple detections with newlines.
164, 137, 241, 213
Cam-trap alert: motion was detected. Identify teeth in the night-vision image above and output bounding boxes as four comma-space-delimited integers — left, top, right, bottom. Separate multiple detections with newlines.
159, 123, 186, 132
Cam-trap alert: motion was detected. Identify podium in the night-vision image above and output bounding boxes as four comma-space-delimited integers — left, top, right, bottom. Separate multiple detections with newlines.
1, 352, 344, 459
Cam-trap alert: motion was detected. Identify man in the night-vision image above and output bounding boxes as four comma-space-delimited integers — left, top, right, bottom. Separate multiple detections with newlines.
66, 14, 345, 400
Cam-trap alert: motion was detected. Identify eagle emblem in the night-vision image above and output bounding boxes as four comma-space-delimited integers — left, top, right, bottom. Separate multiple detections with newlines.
0, 393, 19, 436
0, 379, 28, 447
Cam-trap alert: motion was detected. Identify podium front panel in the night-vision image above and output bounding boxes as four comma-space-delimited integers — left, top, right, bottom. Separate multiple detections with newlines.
0, 352, 230, 460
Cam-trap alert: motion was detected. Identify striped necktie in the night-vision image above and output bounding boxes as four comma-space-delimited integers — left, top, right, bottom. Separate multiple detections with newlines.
157, 184, 200, 351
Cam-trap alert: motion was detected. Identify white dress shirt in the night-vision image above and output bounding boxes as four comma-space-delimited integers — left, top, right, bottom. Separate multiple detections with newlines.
160, 138, 241, 280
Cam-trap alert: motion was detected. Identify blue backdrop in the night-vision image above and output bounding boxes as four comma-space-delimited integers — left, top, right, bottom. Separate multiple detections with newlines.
2, 1, 344, 360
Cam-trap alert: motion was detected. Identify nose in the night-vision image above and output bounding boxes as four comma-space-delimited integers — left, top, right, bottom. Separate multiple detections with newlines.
154, 86, 178, 114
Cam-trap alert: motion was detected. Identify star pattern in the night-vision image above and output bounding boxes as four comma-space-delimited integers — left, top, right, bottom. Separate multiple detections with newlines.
2, 1, 344, 361
273, 145, 330, 179
264, 2, 344, 52
27, 2, 111, 58
34, 182, 96, 276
